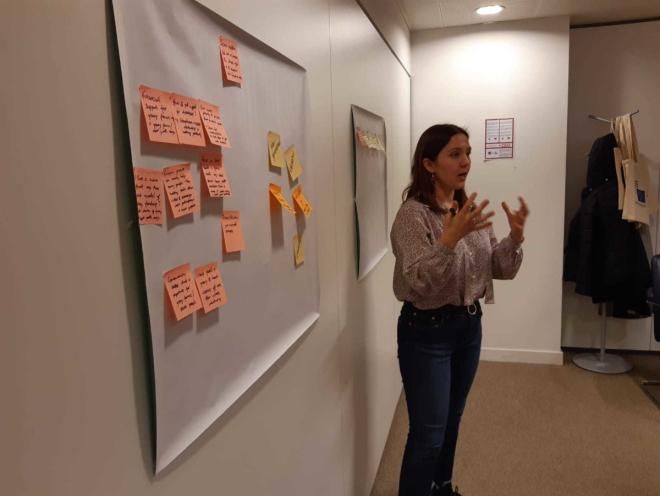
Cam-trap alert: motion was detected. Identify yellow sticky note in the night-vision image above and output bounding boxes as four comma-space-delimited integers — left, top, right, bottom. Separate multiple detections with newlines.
284, 145, 303, 181
292, 185, 313, 218
269, 183, 296, 213
293, 234, 305, 266
267, 131, 285, 168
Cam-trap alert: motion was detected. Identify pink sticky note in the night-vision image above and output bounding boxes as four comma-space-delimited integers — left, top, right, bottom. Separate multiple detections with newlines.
164, 263, 202, 321
194, 262, 228, 313
162, 163, 200, 218
170, 93, 206, 147
219, 36, 243, 84
201, 153, 231, 198
356, 128, 367, 147
222, 211, 245, 252
139, 85, 179, 144
198, 100, 231, 148
133, 167, 163, 225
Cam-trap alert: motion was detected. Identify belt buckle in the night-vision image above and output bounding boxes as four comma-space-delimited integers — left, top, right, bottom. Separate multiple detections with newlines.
467, 303, 477, 316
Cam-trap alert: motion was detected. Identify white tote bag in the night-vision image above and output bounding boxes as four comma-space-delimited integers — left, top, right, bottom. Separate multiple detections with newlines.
614, 114, 657, 225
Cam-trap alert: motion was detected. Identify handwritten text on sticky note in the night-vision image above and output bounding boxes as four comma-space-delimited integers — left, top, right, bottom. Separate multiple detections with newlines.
170, 93, 206, 147
269, 183, 296, 213
139, 85, 179, 144
268, 131, 285, 168
284, 145, 303, 181
164, 263, 202, 321
222, 211, 245, 252
133, 167, 163, 225
292, 185, 313, 218
201, 153, 231, 198
194, 262, 228, 313
219, 36, 243, 84
293, 234, 305, 266
162, 163, 200, 218
198, 100, 231, 148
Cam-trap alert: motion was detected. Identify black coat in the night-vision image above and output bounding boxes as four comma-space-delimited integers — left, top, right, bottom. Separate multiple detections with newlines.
563, 134, 651, 318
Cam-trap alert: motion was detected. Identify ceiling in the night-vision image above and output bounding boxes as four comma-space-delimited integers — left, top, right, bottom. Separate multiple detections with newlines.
395, 0, 660, 30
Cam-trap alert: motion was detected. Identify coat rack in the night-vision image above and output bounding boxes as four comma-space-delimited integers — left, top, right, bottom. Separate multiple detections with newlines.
572, 110, 640, 375
587, 109, 639, 124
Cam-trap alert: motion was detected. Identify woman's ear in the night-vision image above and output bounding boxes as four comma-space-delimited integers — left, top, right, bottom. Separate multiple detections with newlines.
422, 158, 435, 174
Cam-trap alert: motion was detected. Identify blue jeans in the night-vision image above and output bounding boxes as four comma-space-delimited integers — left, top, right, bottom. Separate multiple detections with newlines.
397, 302, 483, 496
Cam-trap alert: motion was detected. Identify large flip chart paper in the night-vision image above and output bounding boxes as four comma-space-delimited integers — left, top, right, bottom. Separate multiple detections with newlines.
351, 105, 388, 280
113, 0, 319, 472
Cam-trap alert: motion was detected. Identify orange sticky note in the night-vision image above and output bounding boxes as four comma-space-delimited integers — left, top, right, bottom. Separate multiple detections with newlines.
170, 93, 206, 147
139, 85, 179, 144
162, 163, 200, 218
293, 234, 305, 266
269, 183, 296, 213
164, 263, 202, 321
198, 100, 231, 148
284, 145, 303, 181
292, 185, 313, 218
356, 128, 367, 147
222, 211, 245, 252
194, 262, 228, 313
133, 167, 163, 225
219, 36, 243, 84
267, 131, 285, 168
201, 153, 231, 198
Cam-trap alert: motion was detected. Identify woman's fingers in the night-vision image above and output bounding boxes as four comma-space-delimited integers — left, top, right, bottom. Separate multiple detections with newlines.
460, 192, 478, 215
470, 199, 490, 218
518, 196, 529, 217
479, 210, 495, 222
502, 201, 513, 218
473, 220, 493, 231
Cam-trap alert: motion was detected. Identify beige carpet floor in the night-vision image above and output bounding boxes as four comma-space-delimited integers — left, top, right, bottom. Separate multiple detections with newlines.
371, 353, 660, 496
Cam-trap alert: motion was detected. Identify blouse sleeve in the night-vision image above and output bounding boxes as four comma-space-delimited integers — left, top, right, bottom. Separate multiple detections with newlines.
391, 205, 456, 295
489, 225, 524, 280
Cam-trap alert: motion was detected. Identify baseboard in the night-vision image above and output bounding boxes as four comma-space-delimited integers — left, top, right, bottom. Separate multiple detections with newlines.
480, 347, 564, 365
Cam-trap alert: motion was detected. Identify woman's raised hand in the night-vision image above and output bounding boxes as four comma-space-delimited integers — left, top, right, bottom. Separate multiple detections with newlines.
502, 196, 529, 243
439, 192, 494, 249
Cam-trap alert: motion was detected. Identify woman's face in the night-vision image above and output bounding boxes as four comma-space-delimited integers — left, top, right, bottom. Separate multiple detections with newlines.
423, 133, 472, 191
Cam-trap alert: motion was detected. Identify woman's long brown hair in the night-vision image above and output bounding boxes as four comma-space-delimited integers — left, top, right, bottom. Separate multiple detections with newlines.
403, 124, 469, 213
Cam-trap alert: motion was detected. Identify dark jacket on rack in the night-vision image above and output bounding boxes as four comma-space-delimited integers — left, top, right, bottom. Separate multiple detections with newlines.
564, 133, 651, 318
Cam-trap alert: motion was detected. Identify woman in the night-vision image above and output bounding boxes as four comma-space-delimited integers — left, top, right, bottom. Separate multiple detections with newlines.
391, 124, 528, 496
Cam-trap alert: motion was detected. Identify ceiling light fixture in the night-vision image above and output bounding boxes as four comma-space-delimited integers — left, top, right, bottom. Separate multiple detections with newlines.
475, 5, 505, 15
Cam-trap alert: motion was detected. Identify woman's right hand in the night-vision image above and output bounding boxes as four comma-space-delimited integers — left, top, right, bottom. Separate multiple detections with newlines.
439, 192, 494, 249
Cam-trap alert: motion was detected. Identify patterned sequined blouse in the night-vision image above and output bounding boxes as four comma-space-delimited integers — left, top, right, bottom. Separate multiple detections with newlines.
391, 198, 523, 310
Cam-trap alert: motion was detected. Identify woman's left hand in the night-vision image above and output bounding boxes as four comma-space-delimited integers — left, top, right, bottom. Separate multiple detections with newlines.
502, 197, 529, 244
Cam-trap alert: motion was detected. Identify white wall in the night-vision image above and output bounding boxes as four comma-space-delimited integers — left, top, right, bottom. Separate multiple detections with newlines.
412, 16, 570, 365
356, 0, 411, 74
562, 20, 660, 352
0, 1, 409, 495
